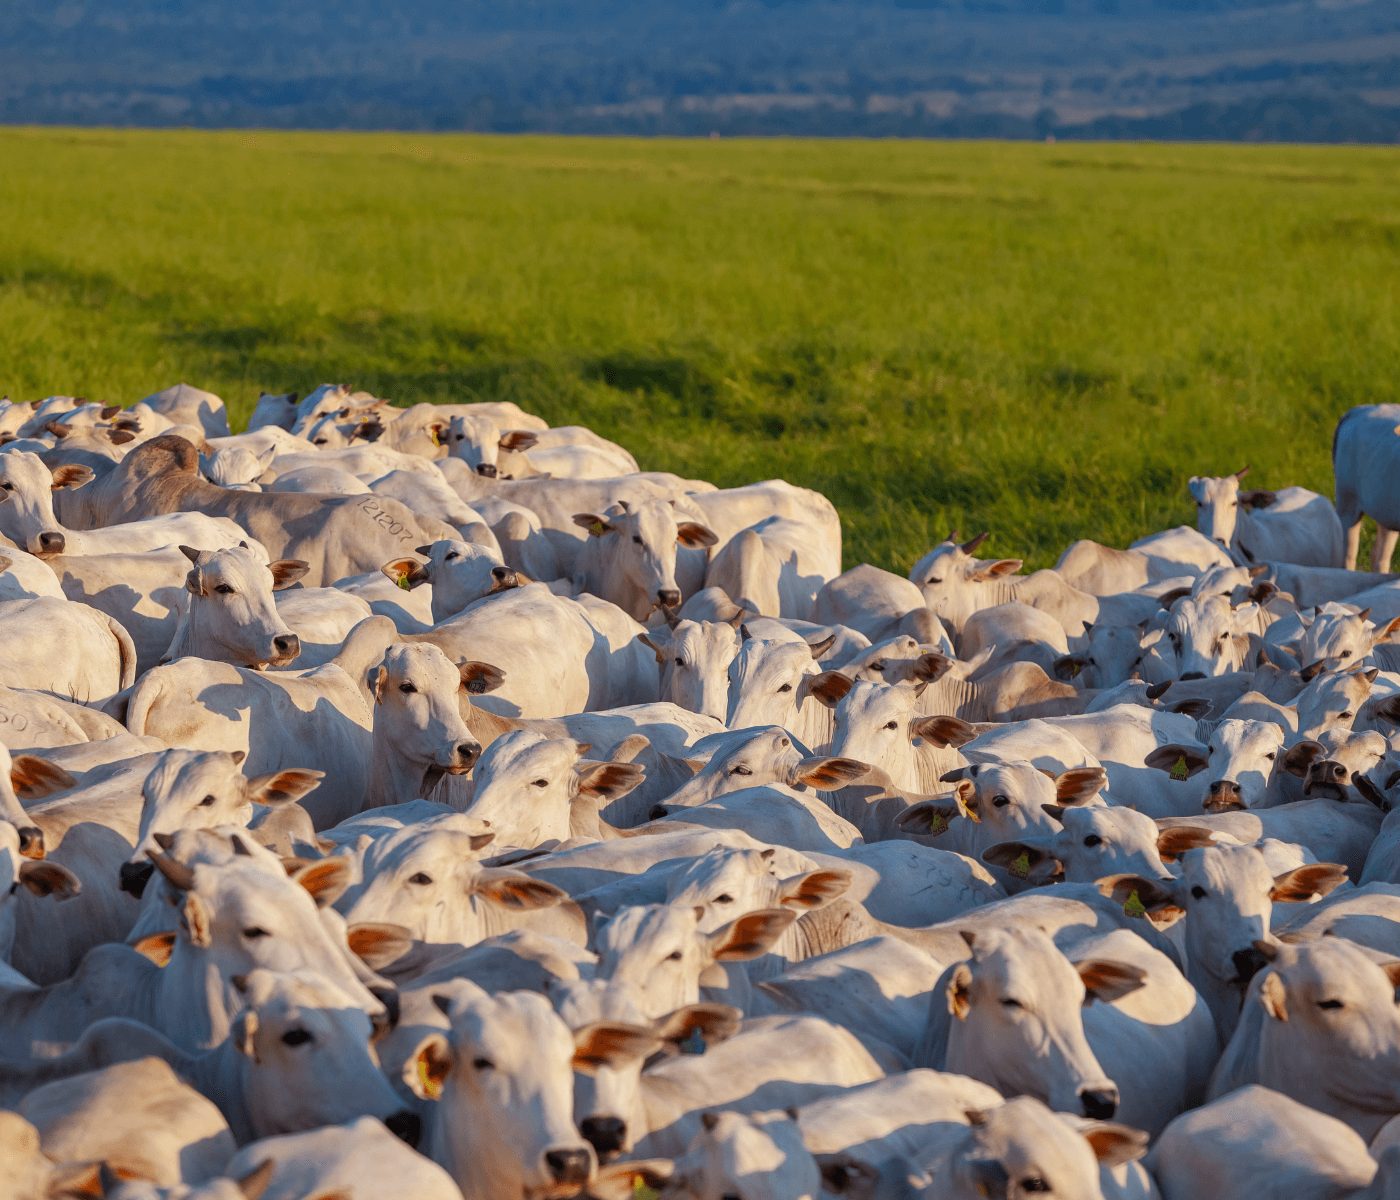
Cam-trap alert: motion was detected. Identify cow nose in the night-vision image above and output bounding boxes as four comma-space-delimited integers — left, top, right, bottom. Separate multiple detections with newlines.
1208, 780, 1241, 797
119, 860, 155, 897
1079, 1088, 1118, 1120
1232, 946, 1270, 982
384, 1110, 421, 1148
476, 463, 497, 478
271, 633, 300, 659
1179, 671, 1206, 681
36, 531, 65, 555
544, 1148, 593, 1185
455, 742, 480, 768
657, 589, 681, 609
579, 1116, 627, 1159
369, 986, 401, 1032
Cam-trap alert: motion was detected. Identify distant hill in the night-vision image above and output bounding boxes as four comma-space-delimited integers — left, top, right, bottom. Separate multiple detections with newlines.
3, 0, 1399, 140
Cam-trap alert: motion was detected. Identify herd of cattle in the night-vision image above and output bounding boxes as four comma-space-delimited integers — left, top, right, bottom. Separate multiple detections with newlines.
0, 383, 1397, 1199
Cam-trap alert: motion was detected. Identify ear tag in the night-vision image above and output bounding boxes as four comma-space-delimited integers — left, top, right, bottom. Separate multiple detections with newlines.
417, 1054, 443, 1100
680, 1027, 706, 1055
633, 1178, 661, 1200
1010, 851, 1031, 879
430, 428, 441, 446
1170, 755, 1190, 782
1066, 660, 1082, 679
397, 571, 411, 591
590, 520, 607, 536
1123, 890, 1147, 919
925, 809, 949, 836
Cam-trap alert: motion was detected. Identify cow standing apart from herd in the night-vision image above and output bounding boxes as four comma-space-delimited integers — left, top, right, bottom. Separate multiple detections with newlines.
0, 382, 1395, 1197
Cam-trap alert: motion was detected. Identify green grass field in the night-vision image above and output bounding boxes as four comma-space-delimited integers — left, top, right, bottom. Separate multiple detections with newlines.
1, 127, 1397, 572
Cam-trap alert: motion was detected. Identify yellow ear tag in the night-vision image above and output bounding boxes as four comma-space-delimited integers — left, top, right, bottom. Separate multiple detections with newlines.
1011, 851, 1031, 879
633, 1178, 660, 1200
430, 428, 441, 446
590, 520, 607, 536
417, 1054, 442, 1100
1124, 890, 1147, 919
397, 571, 411, 591
1169, 755, 1190, 782
1066, 660, 1081, 678
926, 809, 948, 836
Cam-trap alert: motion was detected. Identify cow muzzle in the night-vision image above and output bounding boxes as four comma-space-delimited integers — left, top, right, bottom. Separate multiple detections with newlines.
119, 859, 155, 897
445, 741, 481, 775
1304, 761, 1347, 799
17, 826, 44, 859
269, 633, 301, 665
657, 588, 681, 610
476, 463, 497, 478
1079, 1087, 1118, 1120
1204, 779, 1244, 813
34, 531, 65, 557
543, 1148, 594, 1187
579, 1115, 627, 1161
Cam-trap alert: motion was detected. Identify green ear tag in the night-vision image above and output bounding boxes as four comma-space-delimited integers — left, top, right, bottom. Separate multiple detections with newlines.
397, 572, 411, 591
1124, 889, 1147, 919
1011, 851, 1032, 879
927, 809, 948, 836
633, 1177, 661, 1200
680, 1028, 706, 1055
591, 520, 607, 536
1169, 755, 1189, 782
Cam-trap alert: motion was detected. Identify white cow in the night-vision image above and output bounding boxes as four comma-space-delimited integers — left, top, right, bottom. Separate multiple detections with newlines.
1333, 403, 1400, 571
1190, 468, 1344, 568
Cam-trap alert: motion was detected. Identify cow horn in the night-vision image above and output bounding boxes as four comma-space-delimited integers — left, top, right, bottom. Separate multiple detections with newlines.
147, 849, 196, 892
960, 531, 991, 555
947, 528, 960, 543
236, 1159, 276, 1200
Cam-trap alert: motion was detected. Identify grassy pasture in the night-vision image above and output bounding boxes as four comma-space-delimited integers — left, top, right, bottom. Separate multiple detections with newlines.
0, 127, 1397, 571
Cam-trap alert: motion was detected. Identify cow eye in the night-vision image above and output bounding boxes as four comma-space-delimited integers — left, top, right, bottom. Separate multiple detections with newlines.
1001, 998, 1023, 1009
731, 764, 752, 776
722, 1193, 743, 1200
472, 1056, 494, 1070
1191, 885, 1207, 899
1218, 634, 1228, 644
313, 437, 327, 445
281, 1028, 314, 1047
632, 535, 642, 545
1084, 834, 1102, 847
399, 682, 417, 694
926, 576, 942, 585
1265, 752, 1276, 761
714, 893, 733, 904
0, 483, 12, 492
199, 794, 217, 807
666, 950, 683, 962
445, 551, 459, 560
531, 778, 549, 788
408, 872, 433, 885
674, 657, 685, 667
777, 683, 793, 693
883, 721, 898, 730
1341, 649, 1353, 658
870, 661, 886, 672
242, 926, 270, 939
1022, 1178, 1051, 1194
1339, 711, 1352, 720
1317, 998, 1344, 1010
992, 795, 1010, 808
215, 584, 236, 595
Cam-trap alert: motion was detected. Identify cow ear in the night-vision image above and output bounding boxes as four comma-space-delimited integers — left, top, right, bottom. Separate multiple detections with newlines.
572, 1022, 664, 1072
1281, 739, 1328, 778
231, 1007, 260, 1061
1055, 766, 1106, 805
1240, 489, 1277, 510
1144, 744, 1209, 779
776, 868, 851, 910
10, 753, 76, 800
381, 557, 429, 590
372, 665, 388, 705
972, 558, 1022, 580
345, 922, 412, 971
982, 842, 1058, 883
1054, 654, 1089, 681
498, 430, 538, 452
267, 559, 310, 591
1270, 862, 1348, 902
911, 715, 978, 748
18, 860, 81, 900
1096, 873, 1181, 921
572, 513, 614, 537
182, 892, 212, 948
1156, 826, 1217, 862
652, 1002, 742, 1051
247, 767, 324, 806
289, 859, 351, 908
947, 962, 972, 1020
1080, 1121, 1149, 1167
1260, 971, 1288, 1021
895, 798, 960, 837
459, 661, 506, 695
232, 1159, 276, 1200
49, 463, 94, 490
808, 671, 853, 709
132, 930, 176, 966
1076, 958, 1147, 1004
405, 1032, 452, 1100
676, 521, 718, 549
587, 1161, 675, 1200
788, 756, 869, 790
707, 907, 796, 962
1378, 616, 1400, 643
471, 868, 566, 911
576, 760, 645, 803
